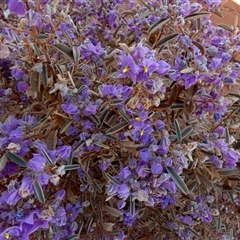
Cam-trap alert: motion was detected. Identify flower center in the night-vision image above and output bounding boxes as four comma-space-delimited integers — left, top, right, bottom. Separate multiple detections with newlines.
123, 66, 129, 73
140, 130, 144, 136
143, 66, 148, 73
135, 117, 141, 121
4, 233, 10, 239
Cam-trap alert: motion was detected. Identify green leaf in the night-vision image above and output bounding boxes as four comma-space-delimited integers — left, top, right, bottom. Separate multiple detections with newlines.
184, 12, 211, 21
106, 121, 129, 135
218, 168, 239, 176
181, 126, 193, 139
166, 166, 189, 194
148, 18, 169, 35
170, 104, 184, 109
67, 150, 73, 165
64, 164, 80, 171
40, 148, 54, 166
156, 33, 178, 47
94, 142, 110, 149
53, 43, 74, 59
0, 154, 8, 171
73, 71, 85, 78
41, 64, 48, 86
73, 140, 85, 153
6, 152, 27, 167
218, 24, 233, 32
130, 195, 135, 216
37, 34, 49, 40
34, 180, 45, 204
60, 120, 73, 134
227, 93, 240, 98
66, 235, 79, 240
62, 31, 73, 47
119, 110, 130, 124
87, 217, 94, 233
73, 46, 80, 63
225, 127, 230, 144
104, 172, 121, 185
31, 43, 41, 56
229, 228, 233, 240
174, 119, 182, 142
216, 216, 221, 232
105, 205, 122, 217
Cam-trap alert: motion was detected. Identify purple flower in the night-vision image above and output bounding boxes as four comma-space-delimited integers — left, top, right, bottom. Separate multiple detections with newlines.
25, 10, 40, 27
19, 177, 34, 198
9, 128, 22, 143
17, 81, 29, 93
156, 60, 170, 76
132, 42, 149, 60
123, 211, 138, 226
209, 57, 222, 70
137, 59, 158, 81
8, 0, 26, 16
118, 167, 131, 179
61, 103, 79, 115
11, 68, 25, 80
83, 103, 97, 116
117, 54, 139, 84
27, 154, 46, 172
224, 149, 239, 168
133, 122, 154, 144
118, 184, 130, 199
57, 145, 71, 159
151, 162, 163, 175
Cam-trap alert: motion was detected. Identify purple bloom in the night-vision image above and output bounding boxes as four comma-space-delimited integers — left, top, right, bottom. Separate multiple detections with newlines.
17, 81, 29, 93
83, 103, 97, 116
61, 103, 79, 115
132, 42, 149, 60
209, 57, 222, 70
123, 211, 138, 226
8, 0, 26, 16
117, 54, 139, 84
25, 10, 40, 27
27, 154, 46, 172
57, 145, 71, 159
182, 74, 198, 89
137, 59, 158, 81
9, 128, 22, 143
118, 167, 131, 179
151, 162, 163, 175
133, 122, 154, 144
118, 184, 130, 199
156, 60, 170, 76
11, 68, 25, 80
224, 149, 239, 168
19, 176, 34, 198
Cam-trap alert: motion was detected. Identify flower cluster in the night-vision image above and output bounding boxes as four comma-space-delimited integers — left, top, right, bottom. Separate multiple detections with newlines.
1, 0, 240, 239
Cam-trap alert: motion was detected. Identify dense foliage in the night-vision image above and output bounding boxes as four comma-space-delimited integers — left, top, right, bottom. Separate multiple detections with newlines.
1, 0, 240, 239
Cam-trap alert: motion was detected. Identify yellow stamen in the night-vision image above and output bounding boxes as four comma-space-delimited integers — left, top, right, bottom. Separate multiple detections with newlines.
143, 66, 148, 73
135, 117, 141, 121
206, 111, 209, 116
140, 130, 144, 136
198, 79, 202, 83
123, 66, 129, 73
4, 233, 10, 239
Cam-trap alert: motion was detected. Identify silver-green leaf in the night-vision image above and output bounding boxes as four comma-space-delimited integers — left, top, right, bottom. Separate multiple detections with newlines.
6, 152, 27, 168
34, 180, 45, 204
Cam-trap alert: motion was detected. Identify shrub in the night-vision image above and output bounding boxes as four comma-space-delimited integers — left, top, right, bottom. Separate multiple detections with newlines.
1, 0, 240, 239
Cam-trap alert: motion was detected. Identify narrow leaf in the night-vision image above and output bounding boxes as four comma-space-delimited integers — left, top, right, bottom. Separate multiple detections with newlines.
130, 195, 135, 216
105, 206, 122, 217
218, 24, 233, 32
6, 152, 27, 167
66, 235, 79, 240
166, 166, 189, 194
216, 216, 221, 232
0, 154, 8, 171
37, 34, 49, 40
87, 217, 94, 233
104, 172, 121, 185
181, 126, 193, 139
94, 142, 110, 149
60, 120, 73, 134
156, 33, 178, 46
64, 164, 80, 171
34, 180, 45, 204
40, 148, 54, 166
148, 18, 169, 35
119, 110, 130, 124
225, 127, 230, 144
174, 119, 182, 142
184, 12, 211, 21
106, 121, 129, 135
73, 46, 80, 63
218, 168, 239, 176
229, 228, 233, 240
41, 64, 48, 86
53, 44, 74, 59
67, 151, 73, 165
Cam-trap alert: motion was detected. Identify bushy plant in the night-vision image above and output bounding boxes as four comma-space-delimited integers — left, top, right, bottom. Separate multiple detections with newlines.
1, 0, 240, 239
